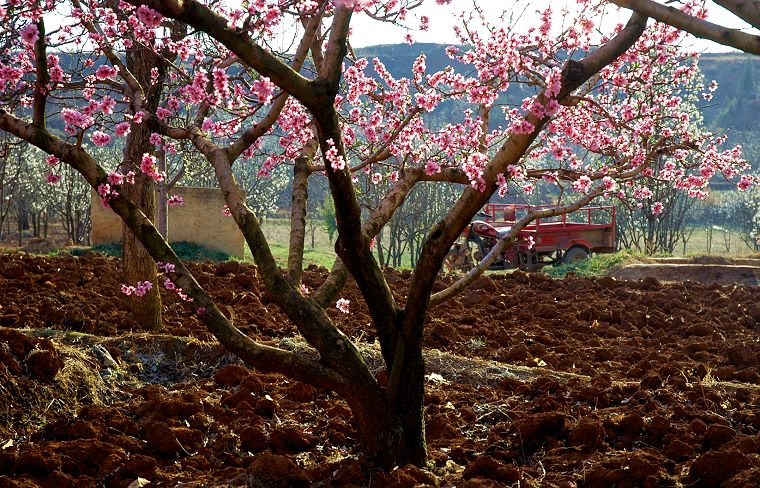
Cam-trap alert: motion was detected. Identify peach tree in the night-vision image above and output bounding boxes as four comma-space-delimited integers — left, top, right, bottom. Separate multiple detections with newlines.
0, 0, 750, 468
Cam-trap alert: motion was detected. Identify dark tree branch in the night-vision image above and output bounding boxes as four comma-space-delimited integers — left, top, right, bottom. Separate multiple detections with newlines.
609, 0, 760, 54
404, 11, 648, 344
32, 16, 49, 128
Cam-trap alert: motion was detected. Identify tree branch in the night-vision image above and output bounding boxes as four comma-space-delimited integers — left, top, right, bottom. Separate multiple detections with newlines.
32, 16, 49, 128
609, 0, 760, 54
287, 139, 318, 286
126, 0, 316, 104
404, 11, 648, 339
0, 111, 349, 394
715, 0, 760, 30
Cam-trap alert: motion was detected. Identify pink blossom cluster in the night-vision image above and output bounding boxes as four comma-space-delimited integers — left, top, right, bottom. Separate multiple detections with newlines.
336, 298, 350, 314
20, 24, 39, 46
2, 0, 752, 255
251, 76, 276, 105
61, 108, 94, 130
140, 153, 166, 182
121, 281, 153, 297
167, 195, 184, 206
95, 65, 118, 81
108, 171, 135, 186
135, 5, 162, 29
90, 131, 112, 147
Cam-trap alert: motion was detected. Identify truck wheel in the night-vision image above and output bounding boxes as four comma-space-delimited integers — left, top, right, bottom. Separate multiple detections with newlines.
562, 246, 589, 265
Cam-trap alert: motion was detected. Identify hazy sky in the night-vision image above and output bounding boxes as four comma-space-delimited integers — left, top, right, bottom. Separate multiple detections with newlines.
347, 0, 756, 53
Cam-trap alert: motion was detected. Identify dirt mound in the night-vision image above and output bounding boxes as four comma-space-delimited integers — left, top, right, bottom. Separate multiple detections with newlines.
2, 253, 760, 486
611, 262, 760, 285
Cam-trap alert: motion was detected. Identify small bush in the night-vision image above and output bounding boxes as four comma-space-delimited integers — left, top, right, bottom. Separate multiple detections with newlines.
545, 250, 638, 278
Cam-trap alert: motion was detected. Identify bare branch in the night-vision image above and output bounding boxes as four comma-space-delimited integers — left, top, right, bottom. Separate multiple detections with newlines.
227, 12, 323, 161
609, 0, 760, 54
715, 0, 760, 30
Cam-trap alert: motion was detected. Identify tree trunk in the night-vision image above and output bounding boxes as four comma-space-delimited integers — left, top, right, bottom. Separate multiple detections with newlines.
354, 333, 427, 469
156, 148, 168, 240
389, 344, 427, 465
119, 45, 167, 331
121, 172, 162, 330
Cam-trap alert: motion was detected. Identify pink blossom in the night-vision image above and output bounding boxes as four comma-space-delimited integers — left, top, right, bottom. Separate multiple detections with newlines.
336, 298, 350, 314
167, 195, 184, 206
222, 204, 232, 216
510, 120, 535, 135
108, 172, 124, 185
20, 24, 39, 46
95, 65, 118, 81
156, 107, 172, 119
163, 278, 176, 290
90, 131, 112, 147
196, 307, 206, 315
738, 175, 753, 191
115, 122, 131, 137
47, 172, 61, 184
572, 175, 592, 194
61, 108, 94, 129
300, 284, 310, 295
140, 153, 165, 182
602, 176, 616, 191
652, 202, 664, 215
424, 161, 439, 175
134, 281, 153, 297
176, 288, 192, 302
251, 76, 276, 104
157, 262, 176, 273
136, 5, 163, 28
46, 155, 59, 166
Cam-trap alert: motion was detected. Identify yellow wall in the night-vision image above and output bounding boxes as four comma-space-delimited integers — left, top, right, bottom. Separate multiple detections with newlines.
91, 187, 245, 258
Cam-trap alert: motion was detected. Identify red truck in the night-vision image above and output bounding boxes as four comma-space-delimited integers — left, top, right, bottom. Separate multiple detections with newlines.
444, 203, 616, 272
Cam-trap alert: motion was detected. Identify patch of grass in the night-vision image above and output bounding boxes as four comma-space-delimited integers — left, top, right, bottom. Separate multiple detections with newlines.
467, 337, 486, 351
265, 243, 338, 269
171, 241, 232, 262
76, 241, 231, 262
545, 250, 639, 278
87, 242, 123, 257
679, 226, 755, 257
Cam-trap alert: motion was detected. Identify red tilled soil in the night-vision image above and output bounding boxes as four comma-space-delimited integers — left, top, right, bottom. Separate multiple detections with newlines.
611, 263, 760, 285
2, 252, 760, 487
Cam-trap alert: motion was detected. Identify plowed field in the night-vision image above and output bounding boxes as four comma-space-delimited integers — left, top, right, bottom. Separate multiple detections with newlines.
1, 252, 760, 487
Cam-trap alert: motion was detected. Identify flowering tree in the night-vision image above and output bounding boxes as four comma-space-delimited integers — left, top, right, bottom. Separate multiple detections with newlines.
0, 0, 750, 468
